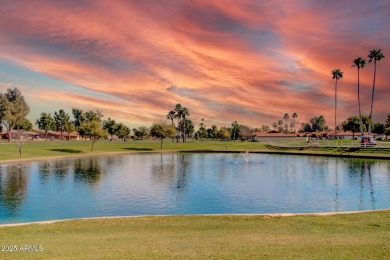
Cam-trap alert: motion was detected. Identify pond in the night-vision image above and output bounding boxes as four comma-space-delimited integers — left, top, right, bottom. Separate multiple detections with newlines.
0, 153, 390, 224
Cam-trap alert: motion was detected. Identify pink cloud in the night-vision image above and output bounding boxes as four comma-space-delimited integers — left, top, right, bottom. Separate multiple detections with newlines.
0, 0, 389, 129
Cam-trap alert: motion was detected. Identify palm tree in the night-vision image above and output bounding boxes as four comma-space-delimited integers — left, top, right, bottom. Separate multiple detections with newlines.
283, 113, 289, 133
231, 121, 239, 142
180, 107, 190, 142
331, 69, 343, 140
174, 104, 190, 142
292, 113, 298, 133
367, 49, 385, 135
352, 57, 366, 138
166, 110, 176, 142
174, 104, 183, 142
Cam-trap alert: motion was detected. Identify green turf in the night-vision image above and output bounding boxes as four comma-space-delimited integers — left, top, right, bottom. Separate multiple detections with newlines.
0, 211, 389, 259
1, 139, 390, 162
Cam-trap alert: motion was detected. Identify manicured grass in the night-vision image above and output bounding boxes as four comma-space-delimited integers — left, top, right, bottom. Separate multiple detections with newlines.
0, 139, 269, 161
1, 211, 389, 259
1, 139, 390, 162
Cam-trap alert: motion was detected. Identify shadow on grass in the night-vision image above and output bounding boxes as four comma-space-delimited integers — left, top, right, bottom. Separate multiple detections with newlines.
122, 148, 153, 151
48, 149, 82, 153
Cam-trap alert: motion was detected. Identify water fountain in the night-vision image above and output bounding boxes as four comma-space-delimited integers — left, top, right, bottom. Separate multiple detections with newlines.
240, 151, 250, 164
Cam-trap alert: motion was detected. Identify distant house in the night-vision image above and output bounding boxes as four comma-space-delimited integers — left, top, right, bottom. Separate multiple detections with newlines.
0, 130, 40, 140
38, 130, 80, 140
253, 130, 305, 142
325, 131, 380, 140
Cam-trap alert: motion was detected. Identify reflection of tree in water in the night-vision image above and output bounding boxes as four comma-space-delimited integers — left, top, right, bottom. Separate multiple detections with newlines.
37, 161, 70, 183
38, 162, 51, 182
151, 154, 175, 184
176, 154, 190, 193
345, 158, 376, 210
53, 160, 69, 180
74, 158, 104, 187
0, 164, 28, 214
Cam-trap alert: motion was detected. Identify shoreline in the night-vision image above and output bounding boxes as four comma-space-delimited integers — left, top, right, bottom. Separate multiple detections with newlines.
1, 208, 389, 227
0, 148, 389, 165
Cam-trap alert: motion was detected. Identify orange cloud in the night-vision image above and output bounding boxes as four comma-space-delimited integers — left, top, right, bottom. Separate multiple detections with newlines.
0, 0, 389, 129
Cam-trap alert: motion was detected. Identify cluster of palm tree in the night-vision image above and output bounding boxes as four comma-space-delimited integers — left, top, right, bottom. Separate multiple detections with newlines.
271, 113, 298, 133
166, 103, 190, 143
332, 49, 384, 139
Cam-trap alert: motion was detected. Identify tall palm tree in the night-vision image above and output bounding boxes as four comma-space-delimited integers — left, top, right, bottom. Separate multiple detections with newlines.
174, 104, 183, 142
352, 57, 366, 138
174, 104, 190, 142
292, 113, 298, 133
231, 121, 239, 142
331, 69, 343, 140
367, 49, 385, 135
283, 113, 289, 133
166, 110, 175, 125
167, 110, 176, 142
180, 107, 190, 142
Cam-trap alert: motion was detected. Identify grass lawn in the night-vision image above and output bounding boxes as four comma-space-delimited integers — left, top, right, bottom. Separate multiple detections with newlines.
0, 139, 269, 162
1, 139, 390, 162
0, 211, 389, 259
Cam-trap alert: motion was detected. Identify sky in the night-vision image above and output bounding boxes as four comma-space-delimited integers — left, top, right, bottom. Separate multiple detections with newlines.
0, 0, 389, 129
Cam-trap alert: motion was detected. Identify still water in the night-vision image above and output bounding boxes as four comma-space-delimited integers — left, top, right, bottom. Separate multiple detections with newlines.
0, 153, 389, 224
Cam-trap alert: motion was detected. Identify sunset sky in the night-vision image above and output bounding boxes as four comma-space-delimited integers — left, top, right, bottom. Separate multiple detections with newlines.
0, 0, 389, 129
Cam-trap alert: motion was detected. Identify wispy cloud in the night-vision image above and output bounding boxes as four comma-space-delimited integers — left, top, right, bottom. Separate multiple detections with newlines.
0, 0, 389, 128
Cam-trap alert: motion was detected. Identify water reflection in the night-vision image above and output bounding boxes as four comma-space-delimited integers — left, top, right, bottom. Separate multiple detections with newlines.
0, 164, 28, 214
74, 158, 104, 186
345, 159, 377, 210
151, 154, 175, 185
176, 154, 190, 193
0, 154, 389, 224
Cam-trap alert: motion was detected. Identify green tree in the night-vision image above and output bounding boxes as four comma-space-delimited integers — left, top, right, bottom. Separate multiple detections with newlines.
167, 110, 176, 142
116, 123, 131, 141
54, 109, 70, 140
80, 120, 108, 152
283, 113, 289, 133
331, 69, 343, 139
179, 118, 194, 139
310, 115, 327, 132
373, 122, 385, 135
272, 122, 277, 130
300, 122, 312, 132
197, 119, 208, 139
64, 122, 76, 140
367, 49, 385, 135
133, 126, 149, 140
85, 110, 103, 122
166, 110, 175, 125
0, 88, 30, 142
103, 117, 117, 140
261, 125, 270, 132
36, 112, 55, 140
217, 127, 230, 140
72, 108, 85, 130
384, 114, 390, 140
277, 119, 283, 132
231, 121, 239, 141
341, 115, 372, 139
342, 116, 360, 138
150, 122, 176, 149
292, 113, 298, 133
352, 57, 366, 137
177, 106, 190, 142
